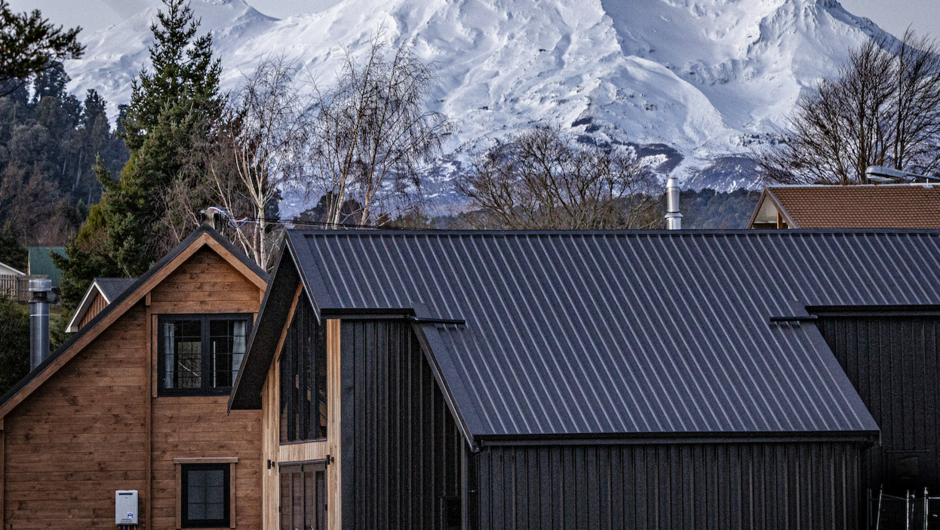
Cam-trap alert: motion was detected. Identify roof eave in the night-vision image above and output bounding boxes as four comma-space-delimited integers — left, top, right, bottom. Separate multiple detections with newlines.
474, 430, 881, 447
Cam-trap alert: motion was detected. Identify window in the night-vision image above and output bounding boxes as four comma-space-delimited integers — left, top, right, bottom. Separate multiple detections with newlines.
279, 462, 326, 530
159, 315, 250, 396
280, 298, 327, 442
181, 463, 230, 528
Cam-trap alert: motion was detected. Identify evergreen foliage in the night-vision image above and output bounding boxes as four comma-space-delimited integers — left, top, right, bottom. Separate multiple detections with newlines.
0, 223, 27, 271
0, 0, 84, 97
678, 188, 761, 229
0, 296, 29, 395
0, 61, 127, 250
58, 0, 223, 306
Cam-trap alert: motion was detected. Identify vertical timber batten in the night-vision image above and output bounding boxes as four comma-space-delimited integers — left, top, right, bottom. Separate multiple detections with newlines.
328, 319, 342, 530
469, 441, 861, 530
262, 281, 302, 530
146, 295, 153, 530
341, 320, 462, 530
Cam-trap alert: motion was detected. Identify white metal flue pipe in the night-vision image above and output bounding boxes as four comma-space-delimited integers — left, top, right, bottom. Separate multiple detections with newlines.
665, 176, 682, 230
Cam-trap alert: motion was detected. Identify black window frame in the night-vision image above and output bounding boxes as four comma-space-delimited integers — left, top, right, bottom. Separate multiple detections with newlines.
181, 463, 231, 529
158, 314, 252, 397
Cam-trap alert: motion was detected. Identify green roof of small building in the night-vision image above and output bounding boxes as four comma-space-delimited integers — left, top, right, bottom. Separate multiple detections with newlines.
28, 247, 66, 287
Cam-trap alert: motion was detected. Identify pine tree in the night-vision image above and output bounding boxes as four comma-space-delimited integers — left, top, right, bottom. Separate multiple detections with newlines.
57, 0, 223, 298
107, 0, 223, 275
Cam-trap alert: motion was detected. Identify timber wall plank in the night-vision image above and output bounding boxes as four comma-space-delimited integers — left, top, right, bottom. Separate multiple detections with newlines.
150, 248, 263, 530
80, 293, 108, 329
5, 303, 149, 529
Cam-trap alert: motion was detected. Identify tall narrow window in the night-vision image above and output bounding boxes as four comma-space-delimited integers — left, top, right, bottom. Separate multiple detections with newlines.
160, 315, 250, 396
279, 462, 326, 530
279, 297, 327, 442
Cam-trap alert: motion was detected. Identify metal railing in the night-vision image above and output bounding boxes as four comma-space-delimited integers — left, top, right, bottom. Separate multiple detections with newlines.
870, 487, 940, 529
0, 275, 48, 302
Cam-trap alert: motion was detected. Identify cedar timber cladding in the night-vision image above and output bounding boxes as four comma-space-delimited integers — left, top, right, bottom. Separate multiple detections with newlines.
0, 225, 268, 530
80, 292, 108, 329
67, 278, 138, 333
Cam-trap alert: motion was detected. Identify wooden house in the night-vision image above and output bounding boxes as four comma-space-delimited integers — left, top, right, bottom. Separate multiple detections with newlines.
230, 228, 940, 529
0, 224, 268, 529
748, 184, 940, 229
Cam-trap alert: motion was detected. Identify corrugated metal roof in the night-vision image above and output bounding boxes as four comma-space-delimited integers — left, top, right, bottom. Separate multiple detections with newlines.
282, 229, 940, 439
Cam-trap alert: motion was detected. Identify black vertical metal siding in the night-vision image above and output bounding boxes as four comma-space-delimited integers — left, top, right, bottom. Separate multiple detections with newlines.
470, 442, 861, 530
341, 320, 463, 530
817, 315, 940, 491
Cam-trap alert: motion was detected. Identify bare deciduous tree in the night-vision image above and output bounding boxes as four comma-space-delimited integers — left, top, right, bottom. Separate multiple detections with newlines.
760, 30, 940, 184
165, 55, 307, 270
454, 127, 662, 229
310, 31, 452, 226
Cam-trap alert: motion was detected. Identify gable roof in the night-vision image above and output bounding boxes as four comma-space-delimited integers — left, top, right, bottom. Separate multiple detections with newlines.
749, 185, 940, 229
234, 229, 940, 444
0, 224, 268, 419
65, 277, 137, 333
0, 261, 24, 276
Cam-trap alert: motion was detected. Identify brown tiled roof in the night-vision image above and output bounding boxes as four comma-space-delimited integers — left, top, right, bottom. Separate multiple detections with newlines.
769, 185, 940, 229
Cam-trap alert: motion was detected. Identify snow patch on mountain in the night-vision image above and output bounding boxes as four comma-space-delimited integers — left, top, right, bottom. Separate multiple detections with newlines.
65, 0, 894, 200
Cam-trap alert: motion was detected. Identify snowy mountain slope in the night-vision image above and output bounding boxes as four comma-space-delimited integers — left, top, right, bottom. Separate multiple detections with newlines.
65, 0, 893, 200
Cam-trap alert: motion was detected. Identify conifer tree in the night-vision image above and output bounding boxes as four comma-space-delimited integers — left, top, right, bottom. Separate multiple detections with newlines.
57, 0, 223, 306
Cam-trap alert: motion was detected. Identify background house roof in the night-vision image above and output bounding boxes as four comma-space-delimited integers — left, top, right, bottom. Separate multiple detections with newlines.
27, 247, 66, 287
65, 277, 138, 333
751, 185, 940, 229
237, 229, 940, 441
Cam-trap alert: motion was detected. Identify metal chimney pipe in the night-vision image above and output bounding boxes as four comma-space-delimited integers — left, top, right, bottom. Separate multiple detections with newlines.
29, 279, 52, 371
665, 176, 682, 230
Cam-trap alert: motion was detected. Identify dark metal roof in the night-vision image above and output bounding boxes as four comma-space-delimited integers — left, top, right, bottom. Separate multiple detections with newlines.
236, 229, 940, 440
0, 224, 268, 413
65, 277, 138, 333
95, 277, 137, 302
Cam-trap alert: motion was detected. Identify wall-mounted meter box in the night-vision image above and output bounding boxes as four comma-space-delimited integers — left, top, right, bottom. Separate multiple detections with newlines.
115, 490, 139, 525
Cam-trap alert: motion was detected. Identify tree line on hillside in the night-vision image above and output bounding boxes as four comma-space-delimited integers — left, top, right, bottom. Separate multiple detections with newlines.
0, 0, 90, 392
0, 0, 124, 263
0, 67, 129, 249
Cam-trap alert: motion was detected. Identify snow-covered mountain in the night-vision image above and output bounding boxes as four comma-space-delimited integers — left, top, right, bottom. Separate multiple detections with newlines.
65, 0, 893, 204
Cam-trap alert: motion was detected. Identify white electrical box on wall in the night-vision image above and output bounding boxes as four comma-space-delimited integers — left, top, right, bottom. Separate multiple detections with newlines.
115, 490, 139, 525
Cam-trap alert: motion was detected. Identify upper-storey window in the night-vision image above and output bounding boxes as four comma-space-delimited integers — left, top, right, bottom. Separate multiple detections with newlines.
280, 297, 327, 442
159, 314, 250, 396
